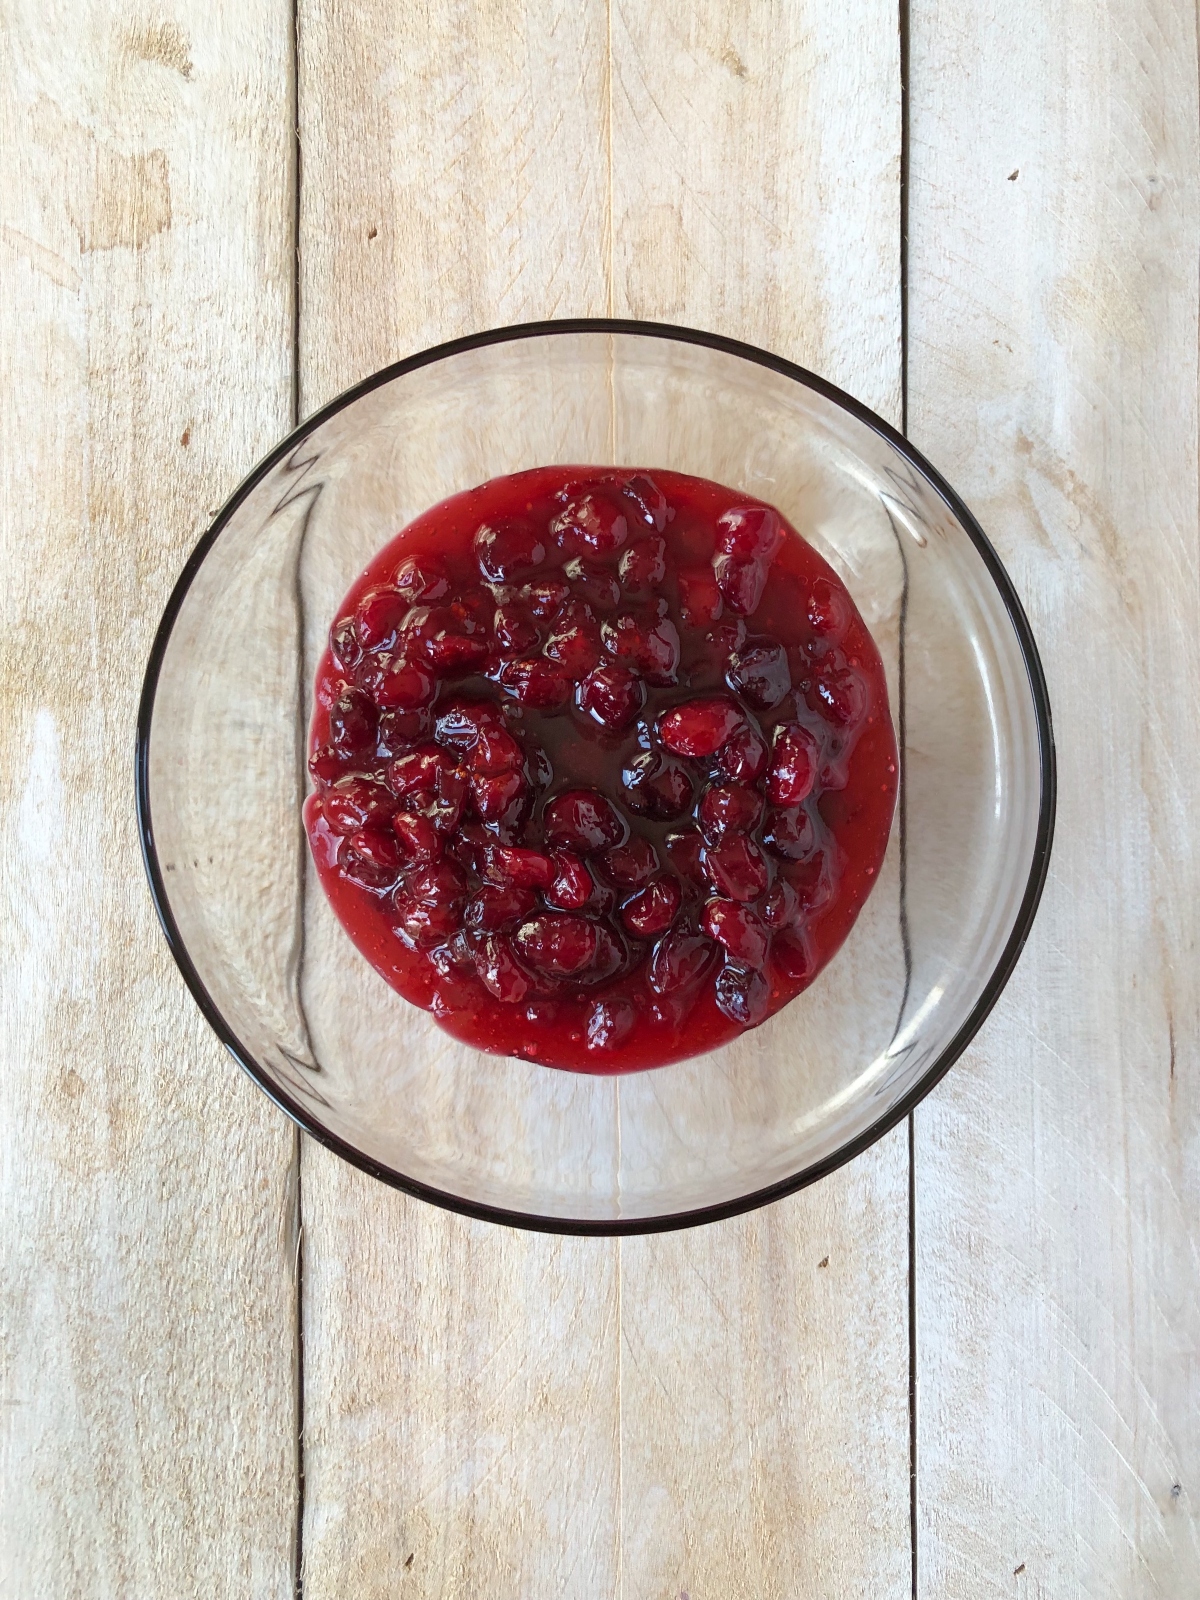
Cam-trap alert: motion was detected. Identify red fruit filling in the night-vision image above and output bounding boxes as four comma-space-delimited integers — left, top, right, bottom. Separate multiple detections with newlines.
304, 465, 897, 1073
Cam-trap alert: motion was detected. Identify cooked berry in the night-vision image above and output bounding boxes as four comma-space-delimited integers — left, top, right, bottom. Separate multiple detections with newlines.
577, 663, 646, 730
762, 805, 817, 860
621, 877, 681, 939
550, 494, 629, 558
697, 782, 764, 843
328, 688, 377, 755
355, 586, 408, 653
621, 751, 694, 820
766, 724, 819, 806
465, 883, 538, 931
499, 657, 572, 710
659, 696, 746, 758
716, 722, 769, 783
701, 899, 769, 965
488, 846, 555, 889
713, 962, 770, 1026
564, 557, 621, 612
543, 789, 627, 853
618, 536, 667, 593
715, 504, 784, 564
475, 517, 547, 582
587, 998, 636, 1051
725, 639, 791, 710
702, 834, 769, 901
391, 812, 443, 863
322, 775, 396, 835
306, 464, 896, 1072
546, 851, 594, 910
599, 835, 660, 888
513, 913, 599, 979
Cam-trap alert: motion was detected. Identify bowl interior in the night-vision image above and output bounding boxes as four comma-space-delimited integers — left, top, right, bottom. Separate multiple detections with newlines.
142, 327, 1049, 1227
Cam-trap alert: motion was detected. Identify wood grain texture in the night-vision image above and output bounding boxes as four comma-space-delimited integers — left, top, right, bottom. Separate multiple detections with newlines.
296, 4, 621, 1598
0, 3, 298, 1593
297, 3, 910, 1597
610, 7, 909, 1598
908, 0, 1200, 1593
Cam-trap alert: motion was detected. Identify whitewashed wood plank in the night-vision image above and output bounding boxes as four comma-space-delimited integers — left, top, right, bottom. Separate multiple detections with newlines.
0, 2, 298, 1594
909, 0, 1200, 1592
610, 7, 909, 1597
295, 5, 621, 1598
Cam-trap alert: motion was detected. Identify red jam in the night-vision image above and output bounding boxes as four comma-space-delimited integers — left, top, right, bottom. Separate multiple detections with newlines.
304, 467, 897, 1073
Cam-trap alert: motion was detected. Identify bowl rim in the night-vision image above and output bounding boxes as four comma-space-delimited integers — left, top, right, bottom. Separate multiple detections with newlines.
136, 316, 1057, 1236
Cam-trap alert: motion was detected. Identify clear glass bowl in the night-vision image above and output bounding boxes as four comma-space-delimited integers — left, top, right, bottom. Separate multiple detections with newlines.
137, 321, 1055, 1233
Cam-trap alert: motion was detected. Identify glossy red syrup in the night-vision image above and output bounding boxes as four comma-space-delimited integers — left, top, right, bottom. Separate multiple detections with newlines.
304, 466, 897, 1073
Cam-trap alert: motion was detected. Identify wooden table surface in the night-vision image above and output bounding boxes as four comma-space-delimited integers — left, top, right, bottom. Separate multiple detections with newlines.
3, 2, 1198, 1595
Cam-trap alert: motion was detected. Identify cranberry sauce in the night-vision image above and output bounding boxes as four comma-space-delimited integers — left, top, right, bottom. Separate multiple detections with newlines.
304, 466, 897, 1073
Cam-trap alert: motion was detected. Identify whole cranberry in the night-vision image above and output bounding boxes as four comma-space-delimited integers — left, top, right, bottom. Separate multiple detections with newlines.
647, 927, 718, 995
576, 663, 645, 731
392, 811, 443, 863
762, 806, 818, 861
407, 859, 467, 907
551, 494, 629, 559
474, 934, 531, 1003
702, 834, 769, 901
726, 639, 791, 710
586, 998, 637, 1052
471, 768, 527, 821
472, 727, 524, 775
328, 688, 378, 756
393, 897, 462, 950
487, 845, 556, 890
564, 558, 621, 613
513, 914, 599, 979
806, 576, 850, 642
544, 619, 602, 678
601, 612, 680, 686
493, 603, 539, 654
716, 722, 769, 783
701, 899, 769, 966
762, 878, 800, 929
766, 724, 820, 806
598, 836, 660, 888
393, 554, 450, 603
355, 586, 408, 653
499, 658, 572, 710
663, 827, 706, 883
329, 616, 363, 673
658, 696, 746, 758
621, 752, 694, 821
542, 789, 628, 853
713, 962, 770, 1026
621, 877, 681, 939
520, 578, 571, 617
545, 851, 594, 911
618, 536, 666, 594
388, 743, 449, 796
322, 775, 396, 835
465, 884, 537, 931
697, 782, 764, 843
435, 697, 506, 753
360, 653, 436, 711
619, 472, 670, 530
772, 929, 813, 982
812, 667, 867, 728
340, 829, 404, 889
714, 504, 784, 563
714, 553, 770, 616
474, 516, 548, 582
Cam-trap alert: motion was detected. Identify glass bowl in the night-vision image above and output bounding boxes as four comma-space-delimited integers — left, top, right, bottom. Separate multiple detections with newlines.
137, 320, 1055, 1233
